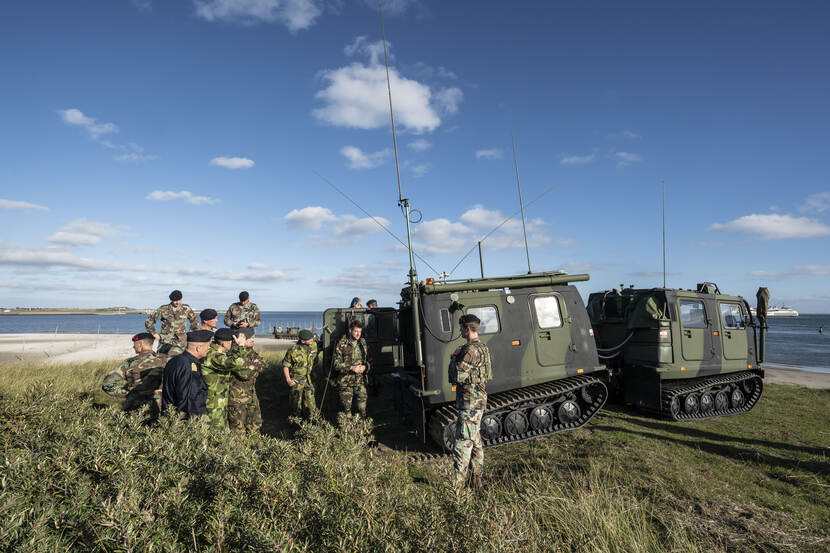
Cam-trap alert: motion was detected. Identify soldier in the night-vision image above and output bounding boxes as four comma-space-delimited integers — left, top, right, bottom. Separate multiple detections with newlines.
449, 314, 492, 489
333, 319, 370, 417
196, 308, 219, 332
161, 330, 214, 418
282, 329, 319, 419
224, 291, 261, 330
228, 327, 267, 432
366, 299, 378, 309
145, 290, 199, 355
201, 328, 249, 428
101, 332, 167, 415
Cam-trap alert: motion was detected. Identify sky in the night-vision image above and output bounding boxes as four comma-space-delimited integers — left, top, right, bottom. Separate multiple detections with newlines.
1, 0, 829, 312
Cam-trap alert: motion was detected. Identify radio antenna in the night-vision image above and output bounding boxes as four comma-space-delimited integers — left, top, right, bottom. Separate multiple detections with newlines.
512, 132, 532, 274
662, 180, 667, 288
380, 6, 403, 204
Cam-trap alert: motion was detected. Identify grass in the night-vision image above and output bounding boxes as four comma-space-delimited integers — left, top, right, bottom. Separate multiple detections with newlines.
1, 357, 828, 552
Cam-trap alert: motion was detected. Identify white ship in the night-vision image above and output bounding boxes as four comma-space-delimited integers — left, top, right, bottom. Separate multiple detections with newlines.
750, 305, 799, 317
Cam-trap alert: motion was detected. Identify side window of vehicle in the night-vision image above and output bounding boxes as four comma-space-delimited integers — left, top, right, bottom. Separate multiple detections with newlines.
466, 306, 500, 334
440, 308, 452, 333
534, 296, 563, 329
720, 303, 745, 329
679, 300, 707, 329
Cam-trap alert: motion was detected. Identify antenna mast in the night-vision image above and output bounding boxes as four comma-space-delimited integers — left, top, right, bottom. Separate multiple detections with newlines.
512, 133, 532, 274
662, 180, 666, 288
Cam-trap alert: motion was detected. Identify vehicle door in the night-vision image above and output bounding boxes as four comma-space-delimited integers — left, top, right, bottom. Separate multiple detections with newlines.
678, 299, 707, 361
529, 294, 569, 368
718, 302, 748, 360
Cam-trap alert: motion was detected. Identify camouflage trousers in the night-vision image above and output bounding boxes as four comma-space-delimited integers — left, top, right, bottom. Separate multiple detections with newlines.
205, 402, 229, 429
159, 342, 184, 355
228, 397, 261, 433
453, 393, 487, 484
338, 383, 368, 417
289, 383, 317, 418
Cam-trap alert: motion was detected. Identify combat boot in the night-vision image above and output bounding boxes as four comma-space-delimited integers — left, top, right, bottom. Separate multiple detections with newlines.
471, 474, 484, 490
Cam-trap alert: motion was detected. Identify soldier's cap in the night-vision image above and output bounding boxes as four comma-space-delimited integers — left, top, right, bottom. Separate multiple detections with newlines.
132, 332, 155, 342
186, 329, 213, 343
239, 290, 249, 302
459, 314, 481, 326
169, 290, 183, 301
236, 327, 255, 339
214, 328, 234, 342
298, 329, 314, 340
200, 308, 218, 321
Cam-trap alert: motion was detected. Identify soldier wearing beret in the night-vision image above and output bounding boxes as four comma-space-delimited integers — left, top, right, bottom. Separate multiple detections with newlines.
101, 333, 167, 415
201, 328, 249, 428
145, 290, 199, 355
161, 329, 214, 417
282, 329, 319, 419
224, 291, 261, 330
449, 314, 492, 489
333, 319, 371, 418
196, 309, 219, 332
228, 327, 267, 432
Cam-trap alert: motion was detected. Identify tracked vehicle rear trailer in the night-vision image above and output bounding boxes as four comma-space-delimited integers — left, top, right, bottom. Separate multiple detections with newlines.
587, 284, 766, 420
403, 272, 608, 450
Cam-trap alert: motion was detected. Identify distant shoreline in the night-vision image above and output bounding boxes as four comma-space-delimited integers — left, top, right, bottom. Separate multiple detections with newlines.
0, 309, 151, 316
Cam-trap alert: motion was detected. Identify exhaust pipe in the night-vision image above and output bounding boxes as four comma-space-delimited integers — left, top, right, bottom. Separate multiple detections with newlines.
755, 287, 770, 364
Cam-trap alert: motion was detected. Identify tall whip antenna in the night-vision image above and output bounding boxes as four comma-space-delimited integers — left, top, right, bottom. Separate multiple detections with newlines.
662, 180, 667, 288
380, 5, 403, 204
512, 132, 532, 274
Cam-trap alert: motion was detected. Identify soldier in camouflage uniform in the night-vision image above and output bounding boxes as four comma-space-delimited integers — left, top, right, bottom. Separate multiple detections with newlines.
449, 314, 492, 489
228, 328, 267, 432
333, 319, 371, 417
282, 329, 319, 419
196, 308, 219, 332
224, 291, 261, 330
145, 290, 199, 355
101, 332, 167, 415
200, 328, 249, 428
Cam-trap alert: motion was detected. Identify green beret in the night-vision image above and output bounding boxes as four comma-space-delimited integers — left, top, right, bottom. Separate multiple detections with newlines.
298, 329, 314, 340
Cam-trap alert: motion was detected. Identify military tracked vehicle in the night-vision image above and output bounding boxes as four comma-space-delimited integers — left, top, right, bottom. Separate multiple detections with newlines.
322, 271, 608, 451
586, 283, 769, 420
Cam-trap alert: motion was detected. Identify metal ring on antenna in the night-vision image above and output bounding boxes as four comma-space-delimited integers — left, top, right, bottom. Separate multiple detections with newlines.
409, 209, 422, 223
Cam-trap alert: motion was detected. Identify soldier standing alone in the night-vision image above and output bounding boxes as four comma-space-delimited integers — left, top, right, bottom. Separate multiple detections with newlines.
101, 332, 167, 416
201, 328, 249, 428
228, 328, 267, 432
145, 290, 199, 354
333, 319, 370, 417
449, 314, 492, 489
224, 291, 261, 330
282, 329, 319, 419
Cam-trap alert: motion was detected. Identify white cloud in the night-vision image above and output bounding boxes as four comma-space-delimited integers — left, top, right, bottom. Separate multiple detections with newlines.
340, 146, 390, 169
408, 162, 431, 177
0, 242, 124, 271
46, 232, 102, 246
344, 36, 388, 65
612, 151, 643, 167
313, 39, 461, 133
45, 219, 122, 247
475, 148, 503, 160
58, 108, 118, 141
411, 62, 458, 80
192, 0, 322, 30
146, 190, 219, 205
0, 199, 48, 211
750, 265, 830, 278
802, 191, 830, 213
332, 215, 392, 237
608, 130, 641, 139
408, 138, 431, 151
210, 156, 255, 169
284, 206, 338, 230
708, 213, 830, 240
247, 262, 272, 270
318, 264, 401, 293
559, 149, 598, 165
115, 153, 160, 162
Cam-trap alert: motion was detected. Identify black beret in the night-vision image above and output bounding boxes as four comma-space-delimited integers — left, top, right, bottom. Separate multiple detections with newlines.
239, 291, 249, 302
132, 332, 155, 342
186, 330, 213, 343
169, 290, 183, 301
236, 327, 255, 339
214, 328, 234, 341
459, 314, 481, 325
200, 308, 217, 320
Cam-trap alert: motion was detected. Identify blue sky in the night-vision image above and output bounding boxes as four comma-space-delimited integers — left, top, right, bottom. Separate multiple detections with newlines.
1, 0, 829, 312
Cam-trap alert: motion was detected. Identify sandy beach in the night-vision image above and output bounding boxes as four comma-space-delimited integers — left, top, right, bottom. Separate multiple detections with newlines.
0, 333, 294, 365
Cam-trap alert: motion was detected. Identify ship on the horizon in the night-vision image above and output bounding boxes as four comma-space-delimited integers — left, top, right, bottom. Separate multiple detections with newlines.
751, 305, 799, 317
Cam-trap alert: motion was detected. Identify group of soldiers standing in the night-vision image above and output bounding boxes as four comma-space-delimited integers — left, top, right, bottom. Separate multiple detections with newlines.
101, 289, 374, 433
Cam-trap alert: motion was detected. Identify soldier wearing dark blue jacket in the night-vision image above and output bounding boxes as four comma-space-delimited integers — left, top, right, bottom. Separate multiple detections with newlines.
162, 330, 213, 417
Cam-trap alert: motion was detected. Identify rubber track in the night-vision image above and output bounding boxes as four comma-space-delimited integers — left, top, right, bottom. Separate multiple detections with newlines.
428, 375, 608, 452
658, 370, 763, 421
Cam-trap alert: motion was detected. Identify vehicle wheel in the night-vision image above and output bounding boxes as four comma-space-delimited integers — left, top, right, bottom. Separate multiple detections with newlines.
714, 390, 729, 412
730, 387, 745, 409
529, 405, 553, 430
557, 400, 581, 424
504, 410, 529, 435
699, 392, 714, 413
480, 414, 502, 441
683, 393, 700, 415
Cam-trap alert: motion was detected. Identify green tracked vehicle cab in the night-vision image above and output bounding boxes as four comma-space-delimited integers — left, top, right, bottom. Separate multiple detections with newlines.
322, 271, 609, 451
587, 283, 769, 420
